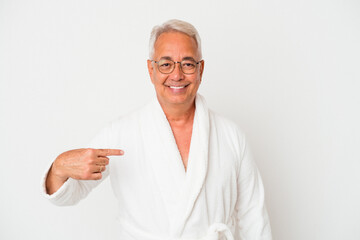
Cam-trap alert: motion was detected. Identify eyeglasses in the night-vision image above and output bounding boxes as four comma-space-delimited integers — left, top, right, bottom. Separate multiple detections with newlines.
151, 58, 202, 74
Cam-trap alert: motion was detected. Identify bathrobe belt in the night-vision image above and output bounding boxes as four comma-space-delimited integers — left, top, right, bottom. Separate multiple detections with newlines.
117, 218, 234, 240
174, 223, 234, 240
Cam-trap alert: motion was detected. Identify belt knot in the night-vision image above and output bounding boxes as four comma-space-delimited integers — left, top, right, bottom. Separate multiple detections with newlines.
177, 223, 233, 240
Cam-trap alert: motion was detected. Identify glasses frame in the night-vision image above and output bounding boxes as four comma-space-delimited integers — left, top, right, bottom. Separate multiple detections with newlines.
150, 59, 202, 75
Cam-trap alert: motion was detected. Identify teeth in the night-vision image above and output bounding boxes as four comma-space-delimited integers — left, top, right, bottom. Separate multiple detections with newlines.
169, 86, 185, 89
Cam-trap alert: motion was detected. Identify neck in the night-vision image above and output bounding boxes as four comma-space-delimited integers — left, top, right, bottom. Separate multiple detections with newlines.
158, 99, 196, 124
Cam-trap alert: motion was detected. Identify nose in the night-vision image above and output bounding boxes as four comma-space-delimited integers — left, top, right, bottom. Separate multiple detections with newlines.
169, 62, 184, 81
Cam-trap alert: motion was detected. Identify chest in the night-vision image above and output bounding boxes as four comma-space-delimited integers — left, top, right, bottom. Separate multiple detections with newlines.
171, 125, 192, 169
108, 112, 241, 230
109, 127, 239, 228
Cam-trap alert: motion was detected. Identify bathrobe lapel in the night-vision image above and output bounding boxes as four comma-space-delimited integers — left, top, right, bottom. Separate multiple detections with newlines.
141, 94, 210, 237
140, 97, 186, 223
171, 94, 210, 237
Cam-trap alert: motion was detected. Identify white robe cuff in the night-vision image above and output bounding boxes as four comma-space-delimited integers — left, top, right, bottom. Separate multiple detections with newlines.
40, 162, 77, 205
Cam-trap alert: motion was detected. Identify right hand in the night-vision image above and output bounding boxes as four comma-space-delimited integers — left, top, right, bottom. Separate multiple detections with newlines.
51, 148, 124, 181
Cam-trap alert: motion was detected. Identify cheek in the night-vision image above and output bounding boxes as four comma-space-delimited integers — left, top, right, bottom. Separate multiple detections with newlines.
153, 74, 166, 86
193, 75, 202, 85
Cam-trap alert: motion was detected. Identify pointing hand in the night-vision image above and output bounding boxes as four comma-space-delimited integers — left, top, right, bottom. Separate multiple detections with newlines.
50, 148, 124, 181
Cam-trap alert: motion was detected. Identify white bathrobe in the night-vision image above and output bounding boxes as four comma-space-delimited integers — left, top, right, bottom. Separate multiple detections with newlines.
42, 94, 272, 240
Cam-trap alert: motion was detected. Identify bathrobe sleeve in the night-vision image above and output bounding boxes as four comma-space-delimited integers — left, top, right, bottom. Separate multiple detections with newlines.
40, 124, 112, 206
234, 133, 272, 240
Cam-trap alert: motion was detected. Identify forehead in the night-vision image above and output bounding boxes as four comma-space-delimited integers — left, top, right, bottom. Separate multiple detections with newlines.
154, 32, 199, 59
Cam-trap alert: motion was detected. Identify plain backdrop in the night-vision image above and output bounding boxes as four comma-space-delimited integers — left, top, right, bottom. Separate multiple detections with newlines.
1, 0, 359, 239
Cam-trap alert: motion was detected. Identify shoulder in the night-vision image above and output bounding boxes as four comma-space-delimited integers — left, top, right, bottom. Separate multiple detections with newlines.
90, 101, 154, 146
109, 100, 155, 131
209, 110, 246, 139
208, 109, 247, 156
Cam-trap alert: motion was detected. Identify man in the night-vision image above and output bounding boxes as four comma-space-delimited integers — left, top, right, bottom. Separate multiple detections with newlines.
42, 19, 272, 240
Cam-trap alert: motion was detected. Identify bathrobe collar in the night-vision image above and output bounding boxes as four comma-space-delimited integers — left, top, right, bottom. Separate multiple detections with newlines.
142, 93, 210, 238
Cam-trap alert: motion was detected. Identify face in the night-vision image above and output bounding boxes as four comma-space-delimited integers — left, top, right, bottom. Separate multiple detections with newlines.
147, 32, 204, 108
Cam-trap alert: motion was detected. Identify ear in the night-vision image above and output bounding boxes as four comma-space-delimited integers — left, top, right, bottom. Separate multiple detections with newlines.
199, 60, 205, 80
147, 60, 155, 84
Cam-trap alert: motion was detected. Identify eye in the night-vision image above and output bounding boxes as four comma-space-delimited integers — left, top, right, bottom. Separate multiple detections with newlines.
182, 61, 196, 69
158, 60, 173, 69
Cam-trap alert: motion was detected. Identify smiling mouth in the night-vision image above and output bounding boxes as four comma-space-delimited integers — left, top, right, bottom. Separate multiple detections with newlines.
167, 84, 190, 89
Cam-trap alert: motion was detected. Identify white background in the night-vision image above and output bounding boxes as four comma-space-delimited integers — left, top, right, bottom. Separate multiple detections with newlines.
1, 0, 359, 239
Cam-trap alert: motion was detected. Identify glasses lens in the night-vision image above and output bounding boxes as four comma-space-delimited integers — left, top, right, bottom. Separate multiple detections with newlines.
158, 59, 174, 74
181, 60, 197, 74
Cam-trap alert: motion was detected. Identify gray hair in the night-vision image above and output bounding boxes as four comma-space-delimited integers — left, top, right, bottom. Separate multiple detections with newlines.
149, 19, 202, 59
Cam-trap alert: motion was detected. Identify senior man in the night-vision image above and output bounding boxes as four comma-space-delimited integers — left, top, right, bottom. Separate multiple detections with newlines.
42, 19, 272, 240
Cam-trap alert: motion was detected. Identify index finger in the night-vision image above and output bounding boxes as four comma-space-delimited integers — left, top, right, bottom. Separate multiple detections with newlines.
97, 149, 124, 156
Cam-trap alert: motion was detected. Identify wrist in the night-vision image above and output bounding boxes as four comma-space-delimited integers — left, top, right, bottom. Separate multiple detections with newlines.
49, 162, 69, 183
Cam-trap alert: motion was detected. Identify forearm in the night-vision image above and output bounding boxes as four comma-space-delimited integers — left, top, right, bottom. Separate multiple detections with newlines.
41, 164, 106, 206
45, 163, 69, 195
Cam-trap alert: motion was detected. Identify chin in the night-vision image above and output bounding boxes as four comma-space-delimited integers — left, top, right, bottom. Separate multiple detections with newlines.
166, 94, 195, 106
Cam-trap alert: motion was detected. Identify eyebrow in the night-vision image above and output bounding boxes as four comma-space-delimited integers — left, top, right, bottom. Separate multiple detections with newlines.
182, 56, 196, 61
159, 56, 197, 61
